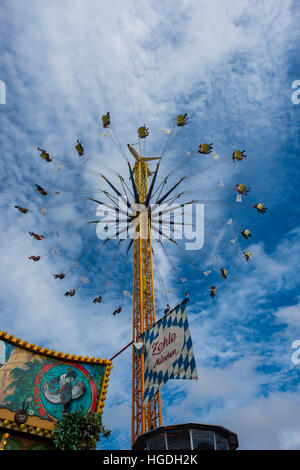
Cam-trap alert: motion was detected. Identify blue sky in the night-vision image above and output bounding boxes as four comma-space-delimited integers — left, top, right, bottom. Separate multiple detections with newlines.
1, 0, 300, 450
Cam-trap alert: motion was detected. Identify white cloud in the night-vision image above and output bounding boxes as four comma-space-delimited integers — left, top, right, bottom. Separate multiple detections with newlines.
274, 299, 300, 329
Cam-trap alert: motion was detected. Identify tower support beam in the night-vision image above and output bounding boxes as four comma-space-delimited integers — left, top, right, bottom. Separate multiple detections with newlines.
131, 157, 162, 446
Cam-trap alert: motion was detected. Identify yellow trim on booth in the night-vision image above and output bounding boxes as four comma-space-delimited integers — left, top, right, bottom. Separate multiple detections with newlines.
0, 330, 111, 366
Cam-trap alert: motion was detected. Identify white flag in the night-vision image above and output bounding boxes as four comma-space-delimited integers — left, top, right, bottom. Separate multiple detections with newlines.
142, 305, 198, 407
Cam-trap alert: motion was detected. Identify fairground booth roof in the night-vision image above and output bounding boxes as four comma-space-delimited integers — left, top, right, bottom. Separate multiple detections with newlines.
0, 329, 112, 441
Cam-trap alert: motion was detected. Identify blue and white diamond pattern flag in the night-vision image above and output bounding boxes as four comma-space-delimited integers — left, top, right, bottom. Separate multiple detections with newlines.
142, 304, 198, 407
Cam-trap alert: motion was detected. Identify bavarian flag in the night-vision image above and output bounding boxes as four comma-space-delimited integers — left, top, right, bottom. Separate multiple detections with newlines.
142, 304, 198, 408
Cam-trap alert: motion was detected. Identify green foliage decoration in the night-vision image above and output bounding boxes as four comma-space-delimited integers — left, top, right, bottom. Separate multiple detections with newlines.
4, 359, 45, 410
53, 408, 110, 450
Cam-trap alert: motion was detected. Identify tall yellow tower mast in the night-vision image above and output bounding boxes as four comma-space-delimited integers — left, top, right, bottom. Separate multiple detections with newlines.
130, 146, 162, 446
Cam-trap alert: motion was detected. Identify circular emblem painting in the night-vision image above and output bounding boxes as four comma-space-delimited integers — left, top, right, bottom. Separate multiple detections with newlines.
33, 362, 98, 421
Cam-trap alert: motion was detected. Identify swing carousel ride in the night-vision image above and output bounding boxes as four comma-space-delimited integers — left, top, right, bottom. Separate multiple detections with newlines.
6, 112, 268, 449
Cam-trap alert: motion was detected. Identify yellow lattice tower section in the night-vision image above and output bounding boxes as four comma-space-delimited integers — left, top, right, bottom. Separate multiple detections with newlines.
131, 157, 162, 446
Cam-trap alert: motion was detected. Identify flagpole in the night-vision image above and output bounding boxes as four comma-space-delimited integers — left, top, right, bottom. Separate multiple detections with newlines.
109, 341, 134, 361
109, 300, 188, 361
